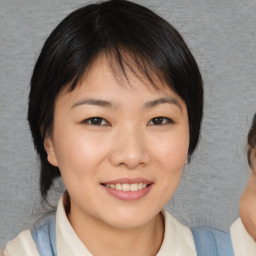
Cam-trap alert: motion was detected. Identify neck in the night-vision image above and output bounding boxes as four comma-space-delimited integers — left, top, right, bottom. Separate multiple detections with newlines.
67, 203, 164, 256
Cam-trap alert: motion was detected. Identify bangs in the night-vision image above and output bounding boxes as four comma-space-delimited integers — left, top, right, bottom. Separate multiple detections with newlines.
66, 46, 169, 93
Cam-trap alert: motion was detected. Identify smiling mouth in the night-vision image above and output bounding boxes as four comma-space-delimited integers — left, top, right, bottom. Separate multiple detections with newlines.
101, 183, 150, 192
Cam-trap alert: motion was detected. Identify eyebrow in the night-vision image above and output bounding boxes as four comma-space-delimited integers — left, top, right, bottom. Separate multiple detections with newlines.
71, 96, 183, 111
144, 97, 183, 112
71, 98, 116, 109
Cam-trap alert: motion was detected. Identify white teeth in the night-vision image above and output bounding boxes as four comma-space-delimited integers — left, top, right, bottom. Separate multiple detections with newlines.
130, 184, 137, 191
138, 183, 143, 190
105, 183, 148, 191
116, 183, 122, 191
122, 184, 130, 191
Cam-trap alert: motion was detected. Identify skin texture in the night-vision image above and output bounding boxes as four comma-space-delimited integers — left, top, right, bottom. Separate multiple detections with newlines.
44, 57, 190, 256
240, 152, 256, 241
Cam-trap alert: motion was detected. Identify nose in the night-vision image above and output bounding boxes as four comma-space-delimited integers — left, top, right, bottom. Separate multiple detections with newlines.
109, 127, 150, 169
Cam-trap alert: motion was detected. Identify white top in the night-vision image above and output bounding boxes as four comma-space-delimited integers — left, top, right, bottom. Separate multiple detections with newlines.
3, 197, 256, 256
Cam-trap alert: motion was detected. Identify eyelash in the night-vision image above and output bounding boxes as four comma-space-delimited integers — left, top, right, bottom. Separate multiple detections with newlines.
82, 116, 174, 126
82, 117, 110, 126
147, 117, 174, 126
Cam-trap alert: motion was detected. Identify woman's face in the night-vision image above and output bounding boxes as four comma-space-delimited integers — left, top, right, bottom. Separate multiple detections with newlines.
45, 57, 189, 229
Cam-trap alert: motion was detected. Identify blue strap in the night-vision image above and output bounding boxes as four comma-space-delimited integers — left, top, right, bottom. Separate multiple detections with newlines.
191, 226, 234, 256
31, 214, 57, 256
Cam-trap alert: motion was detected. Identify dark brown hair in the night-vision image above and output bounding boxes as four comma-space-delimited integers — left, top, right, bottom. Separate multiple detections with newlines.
247, 113, 256, 168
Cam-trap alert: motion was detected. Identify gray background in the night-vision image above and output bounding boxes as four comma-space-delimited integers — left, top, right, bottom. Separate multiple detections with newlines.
0, 0, 255, 248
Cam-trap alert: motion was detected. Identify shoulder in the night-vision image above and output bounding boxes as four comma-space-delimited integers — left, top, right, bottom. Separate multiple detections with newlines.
230, 217, 256, 256
191, 219, 256, 256
3, 230, 39, 256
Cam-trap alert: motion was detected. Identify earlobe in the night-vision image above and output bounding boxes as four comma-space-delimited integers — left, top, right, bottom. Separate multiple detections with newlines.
44, 135, 58, 167
185, 155, 190, 165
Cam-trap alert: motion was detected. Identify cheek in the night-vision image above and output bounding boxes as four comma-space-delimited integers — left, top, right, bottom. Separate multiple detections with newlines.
53, 137, 104, 199
52, 130, 108, 177
154, 134, 189, 167
152, 131, 189, 194
159, 146, 185, 186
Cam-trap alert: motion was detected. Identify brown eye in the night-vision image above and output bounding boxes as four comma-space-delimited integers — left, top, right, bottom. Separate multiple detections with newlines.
83, 117, 109, 126
152, 117, 163, 125
148, 117, 173, 126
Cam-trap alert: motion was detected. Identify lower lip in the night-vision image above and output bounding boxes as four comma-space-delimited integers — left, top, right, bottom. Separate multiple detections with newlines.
102, 184, 153, 201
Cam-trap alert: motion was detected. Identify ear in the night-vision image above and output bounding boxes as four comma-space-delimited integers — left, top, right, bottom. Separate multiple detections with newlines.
44, 135, 59, 167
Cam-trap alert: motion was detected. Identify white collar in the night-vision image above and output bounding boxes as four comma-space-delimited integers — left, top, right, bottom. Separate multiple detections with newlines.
156, 210, 196, 255
230, 217, 256, 256
56, 196, 196, 255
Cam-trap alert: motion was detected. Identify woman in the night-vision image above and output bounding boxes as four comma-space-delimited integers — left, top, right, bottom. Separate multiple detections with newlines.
2, 1, 256, 255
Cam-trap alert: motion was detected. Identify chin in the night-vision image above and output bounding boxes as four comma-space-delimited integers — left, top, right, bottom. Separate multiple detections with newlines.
102, 209, 159, 230
106, 218, 152, 230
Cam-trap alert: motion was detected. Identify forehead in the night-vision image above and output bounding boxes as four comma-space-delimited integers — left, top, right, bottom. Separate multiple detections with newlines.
63, 54, 175, 98
53, 56, 187, 119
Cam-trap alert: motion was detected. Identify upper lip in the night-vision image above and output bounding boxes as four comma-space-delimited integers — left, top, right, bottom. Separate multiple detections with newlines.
101, 178, 153, 185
